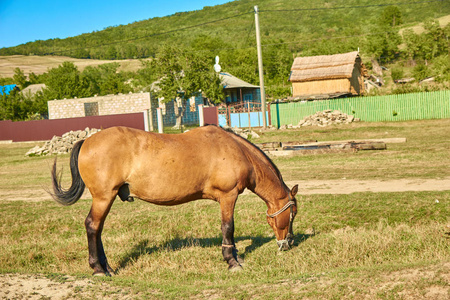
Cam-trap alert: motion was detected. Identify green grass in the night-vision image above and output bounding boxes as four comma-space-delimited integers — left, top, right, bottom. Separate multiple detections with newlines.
0, 119, 449, 298
262, 119, 450, 180
0, 193, 448, 298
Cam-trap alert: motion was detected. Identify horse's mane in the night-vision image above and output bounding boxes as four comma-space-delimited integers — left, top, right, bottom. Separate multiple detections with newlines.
217, 126, 283, 181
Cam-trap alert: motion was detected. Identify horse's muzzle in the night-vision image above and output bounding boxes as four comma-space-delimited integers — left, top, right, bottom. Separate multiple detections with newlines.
277, 233, 294, 251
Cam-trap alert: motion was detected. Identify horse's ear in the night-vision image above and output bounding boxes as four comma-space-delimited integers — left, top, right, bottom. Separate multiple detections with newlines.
291, 184, 298, 197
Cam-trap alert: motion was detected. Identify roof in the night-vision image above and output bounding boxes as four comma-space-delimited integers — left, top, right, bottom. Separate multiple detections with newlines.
289, 51, 362, 82
0, 84, 18, 95
219, 72, 259, 89
150, 72, 259, 94
21, 83, 46, 95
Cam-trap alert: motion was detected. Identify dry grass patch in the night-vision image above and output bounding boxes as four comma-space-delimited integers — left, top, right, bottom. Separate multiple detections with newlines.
0, 119, 449, 298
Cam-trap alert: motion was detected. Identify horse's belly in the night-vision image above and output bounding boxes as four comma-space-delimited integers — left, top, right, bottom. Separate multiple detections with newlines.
127, 173, 212, 205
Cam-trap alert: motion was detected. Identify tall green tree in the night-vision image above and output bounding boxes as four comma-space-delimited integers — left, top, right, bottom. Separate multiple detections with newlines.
82, 63, 131, 96
380, 6, 403, 27
13, 68, 27, 89
366, 6, 403, 62
42, 62, 89, 100
153, 45, 223, 129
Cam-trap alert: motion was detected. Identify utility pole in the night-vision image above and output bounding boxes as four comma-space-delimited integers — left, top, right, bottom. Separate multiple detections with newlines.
254, 5, 267, 129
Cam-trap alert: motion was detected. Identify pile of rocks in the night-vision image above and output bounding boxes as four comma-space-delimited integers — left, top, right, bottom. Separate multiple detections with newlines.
25, 128, 100, 156
297, 110, 360, 127
222, 126, 260, 139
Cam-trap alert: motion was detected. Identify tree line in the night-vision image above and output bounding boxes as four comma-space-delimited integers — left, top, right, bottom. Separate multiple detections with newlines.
1, 5, 449, 121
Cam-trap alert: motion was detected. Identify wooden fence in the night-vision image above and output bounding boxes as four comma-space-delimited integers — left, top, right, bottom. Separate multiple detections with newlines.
271, 90, 450, 127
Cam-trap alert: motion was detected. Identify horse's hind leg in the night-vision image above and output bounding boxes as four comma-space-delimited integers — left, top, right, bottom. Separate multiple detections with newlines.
85, 195, 115, 276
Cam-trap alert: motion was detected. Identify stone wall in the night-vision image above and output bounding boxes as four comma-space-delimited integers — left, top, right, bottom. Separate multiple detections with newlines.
48, 92, 151, 119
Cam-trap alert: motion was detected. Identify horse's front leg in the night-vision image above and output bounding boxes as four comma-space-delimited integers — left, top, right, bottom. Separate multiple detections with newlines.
220, 195, 242, 271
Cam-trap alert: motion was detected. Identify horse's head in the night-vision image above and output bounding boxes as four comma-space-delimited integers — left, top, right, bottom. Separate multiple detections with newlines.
266, 184, 298, 251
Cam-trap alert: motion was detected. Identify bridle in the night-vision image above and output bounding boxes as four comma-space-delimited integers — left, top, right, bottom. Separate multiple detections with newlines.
266, 194, 296, 251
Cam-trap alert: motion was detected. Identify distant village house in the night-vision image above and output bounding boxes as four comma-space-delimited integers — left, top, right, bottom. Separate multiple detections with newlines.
289, 51, 366, 99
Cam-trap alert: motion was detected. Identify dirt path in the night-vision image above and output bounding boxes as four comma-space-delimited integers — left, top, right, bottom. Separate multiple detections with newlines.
288, 177, 450, 194
0, 274, 138, 299
2, 177, 450, 202
1, 264, 448, 299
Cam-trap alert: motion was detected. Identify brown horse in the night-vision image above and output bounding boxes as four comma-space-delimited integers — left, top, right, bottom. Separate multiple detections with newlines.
51, 125, 298, 275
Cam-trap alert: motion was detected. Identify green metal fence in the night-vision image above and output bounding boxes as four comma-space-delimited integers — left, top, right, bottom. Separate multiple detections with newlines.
271, 90, 450, 127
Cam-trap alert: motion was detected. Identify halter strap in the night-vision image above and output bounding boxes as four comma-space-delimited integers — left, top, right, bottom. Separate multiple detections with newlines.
266, 199, 296, 218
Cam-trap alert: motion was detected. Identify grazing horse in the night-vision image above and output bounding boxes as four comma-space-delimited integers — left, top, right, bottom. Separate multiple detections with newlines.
51, 125, 298, 275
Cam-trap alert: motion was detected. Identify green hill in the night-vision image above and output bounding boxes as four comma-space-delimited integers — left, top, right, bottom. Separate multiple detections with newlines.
1, 0, 449, 113
1, 0, 448, 60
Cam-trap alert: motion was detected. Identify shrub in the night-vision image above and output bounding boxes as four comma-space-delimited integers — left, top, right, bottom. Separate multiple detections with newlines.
391, 67, 404, 81
412, 63, 431, 81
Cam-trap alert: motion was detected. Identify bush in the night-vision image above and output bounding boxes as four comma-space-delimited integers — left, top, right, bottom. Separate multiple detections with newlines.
412, 63, 431, 81
391, 67, 404, 81
432, 55, 450, 83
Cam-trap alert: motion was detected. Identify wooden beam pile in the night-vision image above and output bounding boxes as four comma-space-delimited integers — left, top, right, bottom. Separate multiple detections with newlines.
256, 138, 406, 156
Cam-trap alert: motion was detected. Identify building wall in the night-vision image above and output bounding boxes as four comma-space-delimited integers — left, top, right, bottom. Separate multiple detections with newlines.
225, 88, 260, 104
349, 63, 364, 95
292, 78, 351, 97
48, 92, 151, 119
151, 94, 203, 126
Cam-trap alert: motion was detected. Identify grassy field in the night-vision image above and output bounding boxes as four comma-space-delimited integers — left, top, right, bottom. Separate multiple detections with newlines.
0, 55, 146, 78
0, 119, 449, 299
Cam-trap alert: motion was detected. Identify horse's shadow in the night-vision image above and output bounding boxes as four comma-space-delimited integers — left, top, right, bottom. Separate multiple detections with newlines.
117, 232, 315, 272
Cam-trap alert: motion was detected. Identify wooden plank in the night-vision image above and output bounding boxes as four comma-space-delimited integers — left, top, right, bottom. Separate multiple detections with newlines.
282, 138, 405, 147
255, 142, 281, 149
281, 140, 317, 147
267, 148, 355, 156
351, 142, 386, 150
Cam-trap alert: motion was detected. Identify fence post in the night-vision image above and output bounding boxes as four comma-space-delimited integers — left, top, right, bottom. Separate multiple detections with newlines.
143, 110, 149, 132
156, 108, 164, 133
248, 102, 251, 129
275, 100, 280, 129
198, 104, 204, 127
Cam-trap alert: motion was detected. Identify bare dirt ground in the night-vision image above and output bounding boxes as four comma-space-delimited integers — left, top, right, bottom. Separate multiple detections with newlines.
2, 177, 450, 202
1, 263, 448, 299
1, 178, 449, 299
0, 274, 139, 299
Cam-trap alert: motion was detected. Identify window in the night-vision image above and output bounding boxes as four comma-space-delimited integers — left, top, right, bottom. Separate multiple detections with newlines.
84, 102, 99, 116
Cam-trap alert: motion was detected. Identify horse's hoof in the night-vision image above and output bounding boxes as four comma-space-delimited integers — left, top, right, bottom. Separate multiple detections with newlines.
229, 264, 243, 272
93, 271, 111, 277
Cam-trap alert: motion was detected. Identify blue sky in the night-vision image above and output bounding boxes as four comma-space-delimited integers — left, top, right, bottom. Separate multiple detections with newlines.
0, 0, 232, 48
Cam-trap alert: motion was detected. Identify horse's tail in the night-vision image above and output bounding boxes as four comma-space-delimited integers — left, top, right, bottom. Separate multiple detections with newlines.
51, 140, 86, 206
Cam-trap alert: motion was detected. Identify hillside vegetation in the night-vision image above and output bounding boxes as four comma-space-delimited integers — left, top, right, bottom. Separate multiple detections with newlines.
1, 0, 448, 59
0, 0, 449, 121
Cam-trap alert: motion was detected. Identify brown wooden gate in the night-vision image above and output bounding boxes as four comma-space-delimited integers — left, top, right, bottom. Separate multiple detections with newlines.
203, 106, 219, 125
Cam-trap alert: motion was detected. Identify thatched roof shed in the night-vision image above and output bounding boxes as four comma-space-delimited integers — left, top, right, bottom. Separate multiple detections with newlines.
289, 51, 366, 99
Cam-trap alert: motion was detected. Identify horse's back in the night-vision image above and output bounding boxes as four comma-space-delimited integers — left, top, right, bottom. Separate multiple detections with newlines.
78, 126, 254, 203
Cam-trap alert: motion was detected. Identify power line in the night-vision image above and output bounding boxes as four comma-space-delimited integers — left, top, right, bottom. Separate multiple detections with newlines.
47, 11, 253, 56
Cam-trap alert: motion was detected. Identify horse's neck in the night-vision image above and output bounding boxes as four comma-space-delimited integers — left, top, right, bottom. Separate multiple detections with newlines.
238, 140, 286, 203
252, 160, 286, 203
